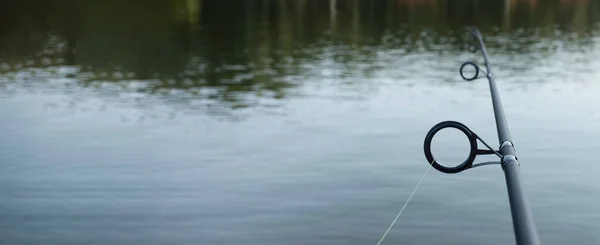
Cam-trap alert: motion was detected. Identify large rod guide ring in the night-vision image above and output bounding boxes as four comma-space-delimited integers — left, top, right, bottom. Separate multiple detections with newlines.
423, 121, 499, 174
424, 121, 476, 173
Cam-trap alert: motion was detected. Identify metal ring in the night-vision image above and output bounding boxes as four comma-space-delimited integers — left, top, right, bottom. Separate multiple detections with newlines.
467, 42, 478, 53
460, 62, 479, 81
423, 121, 477, 174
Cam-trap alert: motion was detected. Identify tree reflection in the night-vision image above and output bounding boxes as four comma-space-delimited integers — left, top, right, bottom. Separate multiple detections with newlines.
0, 0, 599, 115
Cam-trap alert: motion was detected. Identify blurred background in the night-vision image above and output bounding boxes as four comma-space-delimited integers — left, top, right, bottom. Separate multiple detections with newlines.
1, 0, 599, 244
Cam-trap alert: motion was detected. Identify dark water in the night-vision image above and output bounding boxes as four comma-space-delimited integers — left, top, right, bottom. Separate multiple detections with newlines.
1, 0, 600, 244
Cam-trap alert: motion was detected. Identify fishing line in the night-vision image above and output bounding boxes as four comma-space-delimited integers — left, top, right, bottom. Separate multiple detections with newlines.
375, 162, 433, 245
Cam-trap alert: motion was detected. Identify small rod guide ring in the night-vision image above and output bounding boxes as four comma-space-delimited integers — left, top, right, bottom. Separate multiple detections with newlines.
459, 62, 480, 81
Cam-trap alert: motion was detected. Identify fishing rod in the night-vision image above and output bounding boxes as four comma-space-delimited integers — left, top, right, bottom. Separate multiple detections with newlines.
423, 27, 541, 245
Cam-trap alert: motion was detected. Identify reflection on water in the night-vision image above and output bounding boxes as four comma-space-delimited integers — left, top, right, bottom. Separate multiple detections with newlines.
2, 1, 600, 245
1, 0, 599, 117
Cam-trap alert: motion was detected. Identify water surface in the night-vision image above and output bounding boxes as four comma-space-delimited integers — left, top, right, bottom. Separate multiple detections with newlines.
1, 1, 600, 244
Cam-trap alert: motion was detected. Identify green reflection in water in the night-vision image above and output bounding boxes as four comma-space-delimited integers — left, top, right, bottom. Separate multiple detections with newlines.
0, 0, 599, 113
